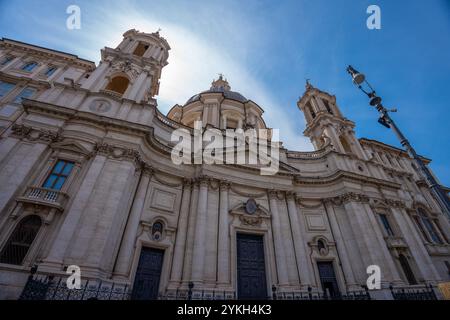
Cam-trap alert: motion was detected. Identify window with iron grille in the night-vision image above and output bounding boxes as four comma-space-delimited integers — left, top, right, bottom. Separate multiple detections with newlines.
0, 215, 42, 265
42, 160, 74, 190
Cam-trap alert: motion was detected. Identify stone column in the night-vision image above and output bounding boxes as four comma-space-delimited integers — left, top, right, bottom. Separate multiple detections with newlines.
279, 194, 299, 286
0, 141, 47, 214
217, 181, 230, 287
181, 182, 199, 283
268, 190, 289, 286
81, 61, 109, 90
169, 179, 193, 287
125, 70, 148, 101
395, 207, 440, 281
113, 166, 153, 279
323, 200, 358, 290
286, 193, 313, 289
362, 202, 403, 284
191, 177, 209, 283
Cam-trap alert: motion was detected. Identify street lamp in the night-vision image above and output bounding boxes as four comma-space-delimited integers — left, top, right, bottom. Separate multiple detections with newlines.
346, 65, 450, 220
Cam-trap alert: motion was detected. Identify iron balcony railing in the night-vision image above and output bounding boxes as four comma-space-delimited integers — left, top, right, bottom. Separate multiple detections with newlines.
389, 284, 437, 300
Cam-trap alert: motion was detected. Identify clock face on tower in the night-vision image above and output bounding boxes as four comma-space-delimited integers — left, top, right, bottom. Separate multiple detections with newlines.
245, 198, 257, 215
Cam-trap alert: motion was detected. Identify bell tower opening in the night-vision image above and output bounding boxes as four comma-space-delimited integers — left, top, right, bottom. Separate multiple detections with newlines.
133, 42, 149, 57
81, 29, 170, 102
105, 76, 129, 95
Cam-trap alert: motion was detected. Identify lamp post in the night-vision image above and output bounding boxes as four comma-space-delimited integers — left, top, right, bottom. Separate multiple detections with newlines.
346, 65, 450, 220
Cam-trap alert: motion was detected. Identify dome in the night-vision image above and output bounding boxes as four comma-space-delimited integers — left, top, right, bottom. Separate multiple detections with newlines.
185, 75, 248, 105
186, 87, 248, 104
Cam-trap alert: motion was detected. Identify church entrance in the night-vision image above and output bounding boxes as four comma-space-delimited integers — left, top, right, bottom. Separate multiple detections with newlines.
236, 233, 267, 299
131, 247, 164, 300
317, 261, 340, 297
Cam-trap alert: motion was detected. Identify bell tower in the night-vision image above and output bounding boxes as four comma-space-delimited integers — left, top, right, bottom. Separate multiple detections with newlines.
297, 82, 366, 159
81, 29, 170, 103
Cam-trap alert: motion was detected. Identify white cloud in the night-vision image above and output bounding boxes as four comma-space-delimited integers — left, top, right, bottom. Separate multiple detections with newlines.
62, 4, 313, 151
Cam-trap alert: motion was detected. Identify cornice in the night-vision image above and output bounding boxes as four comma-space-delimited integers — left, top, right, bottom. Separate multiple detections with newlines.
323, 192, 370, 205
10, 123, 62, 143
1, 40, 95, 69
0, 71, 52, 88
294, 170, 401, 190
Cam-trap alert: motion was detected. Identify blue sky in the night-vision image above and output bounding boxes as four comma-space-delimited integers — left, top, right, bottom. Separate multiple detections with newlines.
1, 0, 449, 185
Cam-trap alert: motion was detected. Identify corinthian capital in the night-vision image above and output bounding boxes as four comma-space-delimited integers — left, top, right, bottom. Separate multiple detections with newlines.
285, 191, 297, 201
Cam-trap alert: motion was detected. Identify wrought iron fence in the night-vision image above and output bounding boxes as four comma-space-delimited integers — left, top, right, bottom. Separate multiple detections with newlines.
21, 269, 434, 301
19, 273, 130, 300
158, 288, 236, 300
389, 284, 437, 300
270, 285, 371, 300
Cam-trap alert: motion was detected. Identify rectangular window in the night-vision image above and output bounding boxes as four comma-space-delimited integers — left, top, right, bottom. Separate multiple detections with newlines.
0, 81, 15, 98
42, 160, 74, 190
422, 218, 443, 244
13, 87, 36, 103
435, 222, 449, 243
1, 55, 14, 65
413, 216, 430, 242
379, 214, 395, 236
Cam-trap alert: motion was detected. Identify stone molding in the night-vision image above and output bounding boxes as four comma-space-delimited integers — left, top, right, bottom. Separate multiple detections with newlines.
11, 123, 62, 143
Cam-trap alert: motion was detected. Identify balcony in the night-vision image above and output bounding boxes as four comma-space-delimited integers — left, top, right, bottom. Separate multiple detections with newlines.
17, 186, 69, 211
385, 236, 408, 249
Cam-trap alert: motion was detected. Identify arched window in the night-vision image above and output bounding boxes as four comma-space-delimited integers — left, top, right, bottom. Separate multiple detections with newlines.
22, 62, 38, 72
398, 254, 417, 285
418, 208, 443, 244
339, 136, 352, 154
105, 76, 129, 95
1, 55, 14, 66
0, 215, 42, 265
45, 66, 57, 77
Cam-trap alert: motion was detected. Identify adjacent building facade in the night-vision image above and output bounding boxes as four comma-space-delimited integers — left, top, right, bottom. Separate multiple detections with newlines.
0, 29, 449, 300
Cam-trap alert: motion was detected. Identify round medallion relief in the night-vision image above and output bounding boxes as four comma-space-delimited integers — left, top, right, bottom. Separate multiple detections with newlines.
245, 198, 258, 215
89, 99, 111, 113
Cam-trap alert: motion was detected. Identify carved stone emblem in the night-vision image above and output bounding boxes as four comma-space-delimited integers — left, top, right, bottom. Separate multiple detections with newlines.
245, 198, 257, 215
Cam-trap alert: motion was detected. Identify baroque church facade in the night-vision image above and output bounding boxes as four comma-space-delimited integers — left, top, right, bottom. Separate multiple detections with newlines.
0, 29, 449, 300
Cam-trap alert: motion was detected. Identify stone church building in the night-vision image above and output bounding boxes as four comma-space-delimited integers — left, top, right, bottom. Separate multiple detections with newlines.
0, 29, 449, 300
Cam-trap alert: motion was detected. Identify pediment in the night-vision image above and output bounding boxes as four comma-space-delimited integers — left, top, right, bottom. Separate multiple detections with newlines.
51, 140, 91, 155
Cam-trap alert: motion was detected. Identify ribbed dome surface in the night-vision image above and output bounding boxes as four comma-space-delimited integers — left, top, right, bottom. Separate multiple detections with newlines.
185, 86, 248, 104
185, 75, 247, 105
